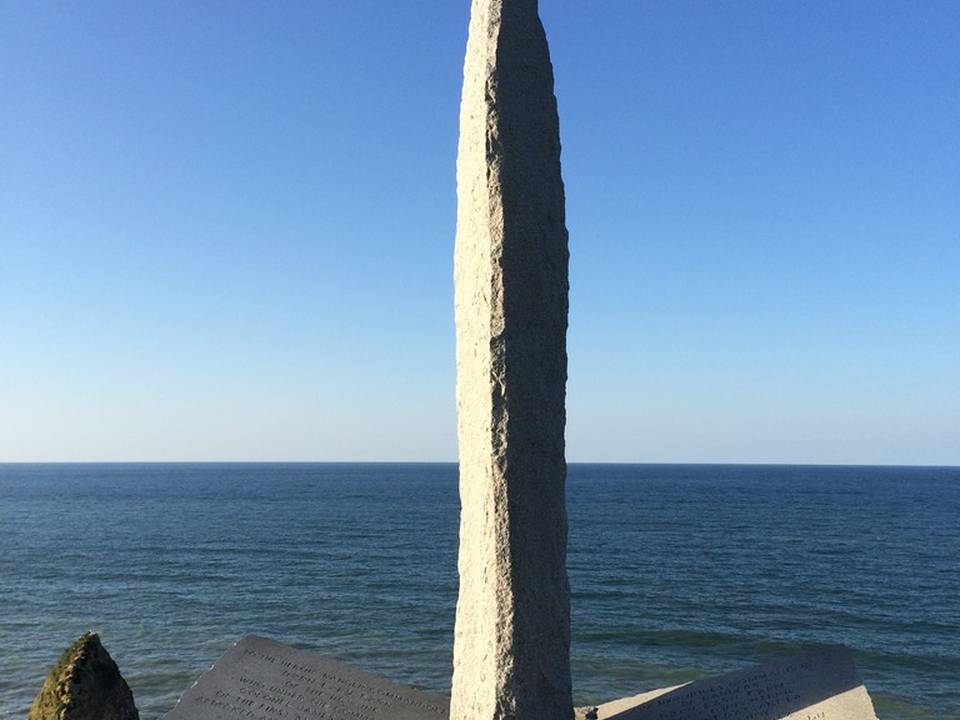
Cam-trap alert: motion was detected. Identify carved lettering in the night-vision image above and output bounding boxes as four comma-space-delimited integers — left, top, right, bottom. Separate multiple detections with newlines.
166, 636, 449, 720
600, 646, 876, 720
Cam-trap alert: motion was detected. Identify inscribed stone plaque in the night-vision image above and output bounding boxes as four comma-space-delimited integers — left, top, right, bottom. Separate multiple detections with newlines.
593, 646, 877, 720
164, 635, 449, 720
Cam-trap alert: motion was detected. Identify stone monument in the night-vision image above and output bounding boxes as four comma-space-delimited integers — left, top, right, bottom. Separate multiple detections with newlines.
151, 3, 883, 720
451, 1, 572, 720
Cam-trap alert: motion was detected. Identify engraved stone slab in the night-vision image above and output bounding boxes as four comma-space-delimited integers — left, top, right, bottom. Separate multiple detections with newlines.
164, 635, 449, 720
590, 646, 878, 720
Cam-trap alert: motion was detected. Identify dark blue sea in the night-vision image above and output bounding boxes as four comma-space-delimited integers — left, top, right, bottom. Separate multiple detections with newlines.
1, 463, 957, 719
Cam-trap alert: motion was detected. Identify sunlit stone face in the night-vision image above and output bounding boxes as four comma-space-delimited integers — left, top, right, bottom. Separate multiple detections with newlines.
451, 1, 572, 719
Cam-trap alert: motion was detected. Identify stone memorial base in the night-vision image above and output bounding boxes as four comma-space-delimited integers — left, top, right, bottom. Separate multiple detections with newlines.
578, 646, 878, 720
164, 636, 447, 720
165, 637, 877, 720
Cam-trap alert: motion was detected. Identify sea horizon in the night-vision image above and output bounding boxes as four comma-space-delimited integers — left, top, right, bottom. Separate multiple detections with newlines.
3, 462, 957, 719
4, 460, 959, 468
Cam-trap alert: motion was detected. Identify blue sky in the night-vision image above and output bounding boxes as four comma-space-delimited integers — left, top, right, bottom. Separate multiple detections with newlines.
1, 1, 957, 464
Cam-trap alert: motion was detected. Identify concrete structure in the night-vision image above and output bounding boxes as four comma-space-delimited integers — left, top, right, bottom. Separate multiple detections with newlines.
451, 1, 572, 719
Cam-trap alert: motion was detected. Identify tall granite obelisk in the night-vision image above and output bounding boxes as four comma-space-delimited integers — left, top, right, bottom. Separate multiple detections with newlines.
451, 1, 572, 719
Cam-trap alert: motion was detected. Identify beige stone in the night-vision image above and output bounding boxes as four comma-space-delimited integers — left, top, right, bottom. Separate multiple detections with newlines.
575, 687, 680, 720
450, 0, 572, 719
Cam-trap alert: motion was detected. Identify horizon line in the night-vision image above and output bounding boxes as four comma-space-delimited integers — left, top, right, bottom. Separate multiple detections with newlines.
1, 459, 957, 469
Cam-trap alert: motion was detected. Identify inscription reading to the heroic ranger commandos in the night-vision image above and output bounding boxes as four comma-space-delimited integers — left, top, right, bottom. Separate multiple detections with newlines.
164, 635, 449, 720
601, 646, 878, 720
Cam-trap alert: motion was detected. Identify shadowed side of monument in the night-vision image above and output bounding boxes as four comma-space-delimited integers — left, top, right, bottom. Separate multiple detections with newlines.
452, 1, 572, 720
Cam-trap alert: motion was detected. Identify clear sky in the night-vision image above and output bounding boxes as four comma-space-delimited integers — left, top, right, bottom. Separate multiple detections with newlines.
1, 1, 957, 464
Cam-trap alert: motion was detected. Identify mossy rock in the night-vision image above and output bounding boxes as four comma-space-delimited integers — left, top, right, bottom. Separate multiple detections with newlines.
28, 632, 139, 720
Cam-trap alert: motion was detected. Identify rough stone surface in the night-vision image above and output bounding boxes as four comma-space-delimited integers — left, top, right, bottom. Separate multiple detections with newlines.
28, 632, 139, 720
575, 646, 878, 720
165, 635, 448, 720
451, 1, 572, 719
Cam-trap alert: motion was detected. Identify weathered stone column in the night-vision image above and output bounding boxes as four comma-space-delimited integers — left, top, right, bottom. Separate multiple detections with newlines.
451, 1, 572, 719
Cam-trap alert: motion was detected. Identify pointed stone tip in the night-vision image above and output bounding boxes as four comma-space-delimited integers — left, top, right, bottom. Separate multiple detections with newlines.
28, 632, 139, 720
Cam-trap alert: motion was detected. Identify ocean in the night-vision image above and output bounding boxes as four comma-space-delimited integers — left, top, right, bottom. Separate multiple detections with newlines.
1, 463, 957, 719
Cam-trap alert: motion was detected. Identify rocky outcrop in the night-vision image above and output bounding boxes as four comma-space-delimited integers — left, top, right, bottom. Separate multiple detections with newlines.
28, 632, 139, 720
